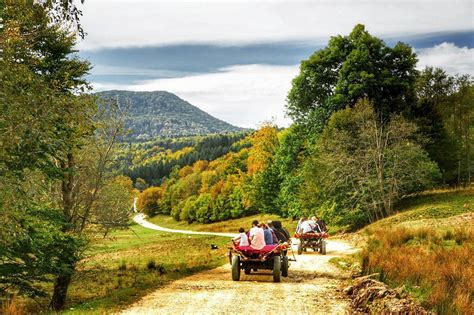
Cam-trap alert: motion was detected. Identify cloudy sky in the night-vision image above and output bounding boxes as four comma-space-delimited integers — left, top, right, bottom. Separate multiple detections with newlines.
79, 0, 474, 128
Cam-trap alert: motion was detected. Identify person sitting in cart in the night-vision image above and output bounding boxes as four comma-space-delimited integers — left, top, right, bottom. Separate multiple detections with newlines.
249, 220, 266, 250
233, 227, 249, 246
310, 216, 323, 233
295, 216, 305, 233
298, 217, 316, 235
261, 222, 278, 245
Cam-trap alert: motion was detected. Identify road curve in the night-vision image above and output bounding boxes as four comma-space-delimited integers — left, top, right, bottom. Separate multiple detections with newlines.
133, 213, 237, 238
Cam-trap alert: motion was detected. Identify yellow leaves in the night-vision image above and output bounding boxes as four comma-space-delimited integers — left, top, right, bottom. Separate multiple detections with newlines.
178, 165, 193, 178
247, 124, 279, 176
137, 186, 165, 213
199, 170, 218, 194
193, 160, 208, 173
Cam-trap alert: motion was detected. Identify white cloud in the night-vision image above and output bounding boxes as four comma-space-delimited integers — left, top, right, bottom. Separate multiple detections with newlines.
93, 64, 299, 128
91, 43, 473, 129
78, 1, 473, 50
416, 42, 474, 76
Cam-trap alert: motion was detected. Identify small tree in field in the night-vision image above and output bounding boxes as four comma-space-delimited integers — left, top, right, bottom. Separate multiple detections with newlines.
305, 99, 440, 225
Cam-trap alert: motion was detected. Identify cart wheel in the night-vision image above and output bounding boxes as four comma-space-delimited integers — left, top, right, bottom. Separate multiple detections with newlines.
281, 256, 289, 277
244, 267, 251, 275
320, 240, 327, 255
297, 241, 303, 255
231, 256, 241, 281
273, 257, 281, 282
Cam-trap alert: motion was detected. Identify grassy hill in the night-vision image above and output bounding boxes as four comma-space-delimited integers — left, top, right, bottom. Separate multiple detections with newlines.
97, 90, 243, 141
365, 188, 473, 230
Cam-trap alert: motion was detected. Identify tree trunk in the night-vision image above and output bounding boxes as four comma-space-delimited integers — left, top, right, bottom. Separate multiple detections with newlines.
51, 272, 73, 311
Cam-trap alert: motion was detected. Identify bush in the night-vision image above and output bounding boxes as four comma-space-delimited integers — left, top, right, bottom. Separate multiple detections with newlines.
118, 261, 127, 271
146, 260, 156, 270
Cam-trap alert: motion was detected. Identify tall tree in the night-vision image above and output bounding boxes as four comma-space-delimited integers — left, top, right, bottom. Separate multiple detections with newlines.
439, 77, 473, 185
1, 1, 128, 310
246, 124, 280, 212
287, 24, 418, 132
303, 99, 440, 227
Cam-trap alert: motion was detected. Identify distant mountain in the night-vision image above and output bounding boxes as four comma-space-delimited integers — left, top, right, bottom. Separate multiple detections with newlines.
96, 90, 243, 140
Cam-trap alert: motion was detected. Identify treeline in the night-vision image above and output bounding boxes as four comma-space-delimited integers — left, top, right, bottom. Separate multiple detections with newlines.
138, 25, 473, 230
119, 133, 249, 186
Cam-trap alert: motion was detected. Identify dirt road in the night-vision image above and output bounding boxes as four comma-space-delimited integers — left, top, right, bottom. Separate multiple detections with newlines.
122, 216, 357, 315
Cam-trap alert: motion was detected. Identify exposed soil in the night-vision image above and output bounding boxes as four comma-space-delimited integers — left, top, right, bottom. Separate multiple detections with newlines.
120, 216, 358, 314
345, 276, 427, 314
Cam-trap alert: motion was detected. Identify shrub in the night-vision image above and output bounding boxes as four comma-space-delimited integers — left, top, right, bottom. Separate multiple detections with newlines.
118, 260, 127, 271
146, 260, 157, 270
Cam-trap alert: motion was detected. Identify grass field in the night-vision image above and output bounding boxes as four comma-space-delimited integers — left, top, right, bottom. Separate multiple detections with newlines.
18, 223, 230, 314
365, 188, 473, 230
149, 213, 299, 234
359, 188, 474, 314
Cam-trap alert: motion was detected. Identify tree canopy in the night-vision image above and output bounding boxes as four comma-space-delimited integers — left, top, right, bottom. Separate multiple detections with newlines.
287, 24, 418, 132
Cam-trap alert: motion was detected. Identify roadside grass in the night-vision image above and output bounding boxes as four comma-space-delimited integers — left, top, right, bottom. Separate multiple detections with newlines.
149, 214, 299, 234
361, 226, 473, 314
354, 188, 474, 314
19, 223, 230, 314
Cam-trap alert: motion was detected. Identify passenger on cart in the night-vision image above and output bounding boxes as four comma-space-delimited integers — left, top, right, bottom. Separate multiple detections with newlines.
298, 217, 315, 235
233, 227, 249, 246
310, 216, 323, 233
249, 220, 266, 250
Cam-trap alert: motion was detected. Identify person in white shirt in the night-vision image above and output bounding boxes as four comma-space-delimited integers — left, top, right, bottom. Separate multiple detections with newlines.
298, 218, 315, 234
249, 220, 266, 250
233, 227, 249, 246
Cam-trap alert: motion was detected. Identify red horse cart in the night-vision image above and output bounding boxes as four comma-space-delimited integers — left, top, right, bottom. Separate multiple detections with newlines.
229, 243, 290, 282
294, 232, 328, 255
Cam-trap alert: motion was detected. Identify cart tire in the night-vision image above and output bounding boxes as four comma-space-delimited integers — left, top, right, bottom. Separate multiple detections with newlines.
231, 256, 240, 281
273, 257, 281, 282
320, 240, 327, 255
281, 256, 289, 277
244, 267, 251, 275
297, 241, 303, 255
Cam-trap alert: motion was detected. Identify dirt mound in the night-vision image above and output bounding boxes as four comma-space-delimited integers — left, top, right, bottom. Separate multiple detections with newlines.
345, 276, 426, 314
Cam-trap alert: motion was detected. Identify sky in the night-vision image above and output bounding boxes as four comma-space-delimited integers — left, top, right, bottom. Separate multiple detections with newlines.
78, 0, 474, 128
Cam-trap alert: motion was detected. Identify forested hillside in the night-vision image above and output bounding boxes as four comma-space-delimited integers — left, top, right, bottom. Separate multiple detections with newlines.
118, 133, 249, 186
96, 90, 243, 140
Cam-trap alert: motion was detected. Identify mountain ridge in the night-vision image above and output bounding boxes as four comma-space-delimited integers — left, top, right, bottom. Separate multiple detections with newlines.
96, 90, 243, 140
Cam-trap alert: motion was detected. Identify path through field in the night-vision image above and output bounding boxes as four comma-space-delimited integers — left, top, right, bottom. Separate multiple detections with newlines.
122, 215, 357, 315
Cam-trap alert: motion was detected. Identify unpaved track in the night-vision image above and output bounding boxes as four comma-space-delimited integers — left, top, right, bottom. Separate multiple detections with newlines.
123, 215, 357, 315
